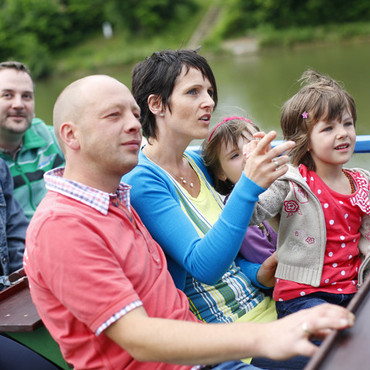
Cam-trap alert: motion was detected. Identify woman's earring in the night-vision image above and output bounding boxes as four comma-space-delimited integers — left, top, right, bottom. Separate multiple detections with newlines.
159, 113, 164, 117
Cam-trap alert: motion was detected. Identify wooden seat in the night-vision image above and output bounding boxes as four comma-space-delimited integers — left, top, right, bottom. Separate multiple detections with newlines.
0, 269, 71, 369
0, 273, 42, 332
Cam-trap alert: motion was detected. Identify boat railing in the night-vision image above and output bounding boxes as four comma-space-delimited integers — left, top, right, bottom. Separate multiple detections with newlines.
272, 135, 370, 154
355, 135, 370, 153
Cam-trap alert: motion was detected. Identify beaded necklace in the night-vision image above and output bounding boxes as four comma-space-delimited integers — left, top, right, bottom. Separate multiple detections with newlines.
173, 174, 194, 188
144, 147, 195, 189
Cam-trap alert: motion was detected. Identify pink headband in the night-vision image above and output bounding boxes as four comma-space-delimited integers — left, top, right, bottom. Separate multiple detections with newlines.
207, 116, 254, 142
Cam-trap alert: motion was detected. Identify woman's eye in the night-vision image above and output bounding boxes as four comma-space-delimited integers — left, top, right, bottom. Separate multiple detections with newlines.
188, 88, 198, 95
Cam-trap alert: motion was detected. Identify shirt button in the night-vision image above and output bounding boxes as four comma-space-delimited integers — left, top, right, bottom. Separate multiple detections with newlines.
113, 200, 119, 207
2, 257, 6, 264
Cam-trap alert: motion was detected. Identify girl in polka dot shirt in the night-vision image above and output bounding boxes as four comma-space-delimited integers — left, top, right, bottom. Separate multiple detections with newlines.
249, 69, 370, 319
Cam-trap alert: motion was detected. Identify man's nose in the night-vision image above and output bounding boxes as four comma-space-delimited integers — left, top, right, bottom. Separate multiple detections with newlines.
11, 94, 24, 109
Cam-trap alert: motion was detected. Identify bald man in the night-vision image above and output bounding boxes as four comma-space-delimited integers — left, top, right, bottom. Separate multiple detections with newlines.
23, 75, 354, 370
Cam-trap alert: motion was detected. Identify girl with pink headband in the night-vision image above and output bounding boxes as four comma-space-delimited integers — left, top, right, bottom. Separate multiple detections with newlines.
203, 116, 277, 268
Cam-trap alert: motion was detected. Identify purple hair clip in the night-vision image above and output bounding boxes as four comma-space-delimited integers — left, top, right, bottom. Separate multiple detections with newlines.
302, 111, 308, 119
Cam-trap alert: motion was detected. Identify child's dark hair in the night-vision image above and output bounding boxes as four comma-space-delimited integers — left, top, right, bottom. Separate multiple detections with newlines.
131, 49, 218, 141
281, 69, 356, 171
202, 117, 260, 195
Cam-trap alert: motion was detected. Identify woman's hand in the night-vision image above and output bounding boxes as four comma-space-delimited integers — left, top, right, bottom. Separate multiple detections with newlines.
257, 252, 277, 287
243, 130, 295, 189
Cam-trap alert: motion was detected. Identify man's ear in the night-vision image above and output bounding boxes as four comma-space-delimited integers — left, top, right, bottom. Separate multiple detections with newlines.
60, 121, 80, 150
148, 94, 164, 116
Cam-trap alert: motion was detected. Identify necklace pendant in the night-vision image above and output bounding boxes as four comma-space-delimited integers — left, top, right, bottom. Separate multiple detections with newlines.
179, 176, 193, 188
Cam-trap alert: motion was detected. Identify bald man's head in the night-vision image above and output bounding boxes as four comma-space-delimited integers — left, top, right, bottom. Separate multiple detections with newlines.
51, 75, 141, 183
53, 75, 126, 151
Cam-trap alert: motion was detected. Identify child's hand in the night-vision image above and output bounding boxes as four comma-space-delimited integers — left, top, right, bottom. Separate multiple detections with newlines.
253, 131, 267, 141
242, 131, 295, 188
257, 252, 277, 287
242, 131, 266, 161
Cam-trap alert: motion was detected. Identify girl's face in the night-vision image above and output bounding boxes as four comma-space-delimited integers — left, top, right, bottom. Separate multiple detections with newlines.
309, 109, 356, 173
163, 67, 215, 142
217, 129, 256, 184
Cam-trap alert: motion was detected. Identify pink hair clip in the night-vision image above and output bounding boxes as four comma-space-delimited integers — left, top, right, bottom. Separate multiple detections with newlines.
302, 111, 308, 119
208, 116, 254, 142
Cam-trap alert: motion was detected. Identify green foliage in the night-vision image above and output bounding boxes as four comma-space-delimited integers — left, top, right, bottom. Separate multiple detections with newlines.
257, 22, 370, 48
0, 0, 198, 77
218, 0, 370, 37
9, 33, 52, 78
53, 1, 208, 75
0, 0, 106, 78
103, 0, 199, 35
1, 0, 370, 78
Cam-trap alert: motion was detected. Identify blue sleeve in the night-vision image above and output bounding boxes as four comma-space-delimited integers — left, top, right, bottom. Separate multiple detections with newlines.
124, 153, 265, 286
0, 160, 28, 274
235, 255, 266, 289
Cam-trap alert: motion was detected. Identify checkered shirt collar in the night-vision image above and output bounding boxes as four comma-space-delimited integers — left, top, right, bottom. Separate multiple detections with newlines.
44, 168, 131, 215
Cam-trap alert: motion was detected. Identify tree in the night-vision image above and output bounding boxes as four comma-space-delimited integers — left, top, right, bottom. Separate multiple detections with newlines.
103, 0, 198, 35
0, 0, 105, 77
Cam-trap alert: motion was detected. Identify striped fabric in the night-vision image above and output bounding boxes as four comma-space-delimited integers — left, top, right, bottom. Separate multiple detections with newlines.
167, 153, 265, 323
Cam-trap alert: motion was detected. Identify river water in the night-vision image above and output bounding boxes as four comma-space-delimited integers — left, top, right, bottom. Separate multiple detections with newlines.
35, 41, 369, 168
